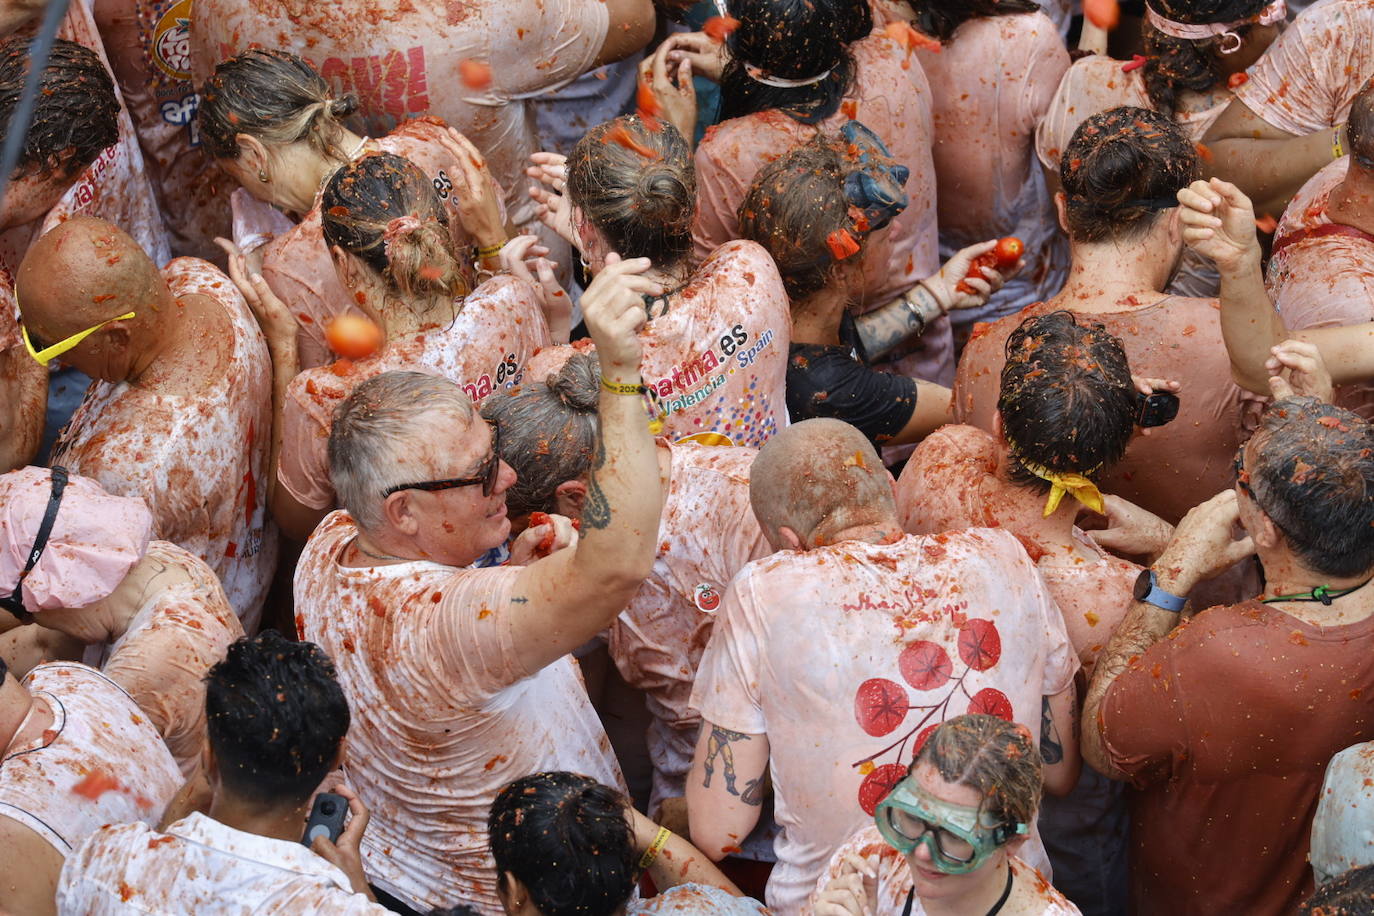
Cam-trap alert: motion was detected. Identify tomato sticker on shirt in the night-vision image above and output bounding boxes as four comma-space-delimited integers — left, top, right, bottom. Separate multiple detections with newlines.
694, 583, 722, 613
152, 0, 193, 81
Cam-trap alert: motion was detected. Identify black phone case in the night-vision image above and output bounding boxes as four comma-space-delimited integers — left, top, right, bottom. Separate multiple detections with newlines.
302, 792, 348, 847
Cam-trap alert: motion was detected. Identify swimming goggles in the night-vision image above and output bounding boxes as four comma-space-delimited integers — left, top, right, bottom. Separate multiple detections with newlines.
874, 775, 1028, 875
21, 308, 136, 366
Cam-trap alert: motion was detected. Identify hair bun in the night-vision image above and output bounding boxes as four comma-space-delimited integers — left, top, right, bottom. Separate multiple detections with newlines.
550, 352, 600, 413
330, 95, 359, 119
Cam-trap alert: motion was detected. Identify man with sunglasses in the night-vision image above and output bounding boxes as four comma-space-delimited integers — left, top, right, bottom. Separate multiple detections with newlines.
16, 215, 276, 632
1082, 395, 1374, 914
292, 254, 665, 915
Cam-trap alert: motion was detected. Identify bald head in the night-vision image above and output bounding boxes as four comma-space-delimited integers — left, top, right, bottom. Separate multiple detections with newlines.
749, 418, 896, 549
1349, 80, 1374, 171
16, 216, 164, 344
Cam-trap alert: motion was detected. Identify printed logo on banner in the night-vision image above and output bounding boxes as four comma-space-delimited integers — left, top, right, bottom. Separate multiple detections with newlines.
152, 0, 193, 81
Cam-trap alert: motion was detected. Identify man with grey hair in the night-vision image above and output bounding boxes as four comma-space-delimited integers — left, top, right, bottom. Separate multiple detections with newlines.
687, 418, 1081, 913
292, 256, 666, 915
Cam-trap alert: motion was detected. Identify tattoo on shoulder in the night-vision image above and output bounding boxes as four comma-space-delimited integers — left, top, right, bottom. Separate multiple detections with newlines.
1040, 695, 1064, 765
702, 725, 764, 805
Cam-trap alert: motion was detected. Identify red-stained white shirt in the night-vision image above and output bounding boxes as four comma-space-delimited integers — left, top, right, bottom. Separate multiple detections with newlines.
1267, 157, 1374, 419
191, 0, 608, 237
1232, 0, 1374, 136
609, 441, 770, 809
279, 274, 550, 510
691, 36, 950, 384
0, 664, 180, 858
80, 541, 244, 776
915, 12, 1069, 323
1311, 741, 1374, 884
640, 241, 790, 448
251, 118, 503, 370
51, 259, 277, 630
294, 511, 623, 914
57, 812, 392, 914
809, 827, 1082, 916
894, 425, 1140, 675
690, 530, 1077, 913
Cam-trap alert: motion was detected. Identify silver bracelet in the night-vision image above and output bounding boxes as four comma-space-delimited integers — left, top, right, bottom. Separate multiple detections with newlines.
901, 284, 943, 335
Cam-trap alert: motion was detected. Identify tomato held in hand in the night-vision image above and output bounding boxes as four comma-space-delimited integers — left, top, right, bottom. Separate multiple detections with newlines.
993, 236, 1024, 269
528, 511, 557, 556
325, 314, 383, 360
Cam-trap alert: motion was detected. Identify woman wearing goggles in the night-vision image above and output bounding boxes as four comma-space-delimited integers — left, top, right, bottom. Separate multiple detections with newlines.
814, 714, 1082, 915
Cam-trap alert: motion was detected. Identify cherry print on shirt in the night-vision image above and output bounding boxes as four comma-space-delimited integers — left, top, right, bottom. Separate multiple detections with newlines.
851, 617, 1007, 814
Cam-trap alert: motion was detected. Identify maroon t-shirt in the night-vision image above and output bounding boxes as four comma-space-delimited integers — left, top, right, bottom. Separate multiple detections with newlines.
1101, 599, 1374, 915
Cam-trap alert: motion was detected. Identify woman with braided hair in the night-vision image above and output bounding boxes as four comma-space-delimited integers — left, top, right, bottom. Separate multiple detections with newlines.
1035, 0, 1284, 296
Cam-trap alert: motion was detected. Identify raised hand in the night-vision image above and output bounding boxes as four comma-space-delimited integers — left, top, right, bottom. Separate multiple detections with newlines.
1177, 178, 1262, 274
526, 152, 577, 247
580, 252, 661, 378
1266, 338, 1335, 403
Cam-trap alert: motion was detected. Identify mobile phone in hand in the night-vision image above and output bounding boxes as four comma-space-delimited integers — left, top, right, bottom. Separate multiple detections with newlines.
1136, 391, 1180, 428
302, 792, 348, 847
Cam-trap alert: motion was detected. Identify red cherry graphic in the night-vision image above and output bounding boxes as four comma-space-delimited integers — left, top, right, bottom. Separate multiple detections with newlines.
854, 678, 909, 737
967, 687, 1014, 721
912, 723, 940, 757
858, 763, 908, 815
899, 640, 953, 690
957, 619, 1002, 671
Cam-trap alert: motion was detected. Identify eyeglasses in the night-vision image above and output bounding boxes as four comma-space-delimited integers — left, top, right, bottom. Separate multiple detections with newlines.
22, 311, 136, 366
1233, 445, 1255, 501
381, 423, 502, 499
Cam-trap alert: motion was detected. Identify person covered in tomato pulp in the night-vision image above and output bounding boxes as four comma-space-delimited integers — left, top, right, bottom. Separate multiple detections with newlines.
687, 417, 1080, 914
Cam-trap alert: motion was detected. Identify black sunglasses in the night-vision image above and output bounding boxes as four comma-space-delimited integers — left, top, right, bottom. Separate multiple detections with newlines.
381, 424, 502, 499
1, 466, 68, 623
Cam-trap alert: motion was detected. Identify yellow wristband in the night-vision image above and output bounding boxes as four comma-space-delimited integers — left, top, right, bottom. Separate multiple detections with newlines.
600, 376, 646, 396
1334, 124, 1346, 160
475, 242, 505, 259
638, 826, 671, 870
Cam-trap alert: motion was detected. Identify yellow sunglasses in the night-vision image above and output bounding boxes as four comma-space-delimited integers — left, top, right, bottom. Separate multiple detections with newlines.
21, 310, 136, 366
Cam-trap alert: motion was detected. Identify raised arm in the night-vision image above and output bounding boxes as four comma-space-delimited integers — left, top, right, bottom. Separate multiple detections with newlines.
506, 255, 662, 672
0, 344, 45, 473
594, 0, 654, 67
625, 804, 745, 896
1201, 100, 1342, 219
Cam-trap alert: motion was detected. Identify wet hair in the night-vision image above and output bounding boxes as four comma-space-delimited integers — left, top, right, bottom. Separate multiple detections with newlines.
566, 116, 695, 265
718, 0, 871, 126
198, 49, 358, 161
1246, 397, 1374, 579
1060, 106, 1200, 244
204, 631, 350, 808
739, 140, 856, 300
488, 772, 636, 916
321, 151, 468, 301
1347, 80, 1374, 171
904, 0, 1041, 43
0, 37, 118, 180
1142, 0, 1270, 117
1300, 864, 1374, 914
997, 311, 1137, 493
912, 714, 1042, 830
329, 370, 477, 529
480, 351, 600, 518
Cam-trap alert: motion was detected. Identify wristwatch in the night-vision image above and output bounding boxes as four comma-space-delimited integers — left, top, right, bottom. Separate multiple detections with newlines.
1133, 568, 1188, 613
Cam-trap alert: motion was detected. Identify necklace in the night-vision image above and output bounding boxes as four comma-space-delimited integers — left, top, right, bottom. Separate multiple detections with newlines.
901, 862, 1013, 916
1262, 576, 1374, 605
642, 282, 688, 320
351, 537, 408, 564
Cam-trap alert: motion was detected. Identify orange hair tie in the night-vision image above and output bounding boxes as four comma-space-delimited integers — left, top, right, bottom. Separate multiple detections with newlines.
827, 228, 861, 260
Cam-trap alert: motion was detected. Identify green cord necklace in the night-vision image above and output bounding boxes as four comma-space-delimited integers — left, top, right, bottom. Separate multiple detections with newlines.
1262, 577, 1374, 606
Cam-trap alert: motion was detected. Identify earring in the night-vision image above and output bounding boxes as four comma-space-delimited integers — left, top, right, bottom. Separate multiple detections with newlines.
258, 170, 270, 183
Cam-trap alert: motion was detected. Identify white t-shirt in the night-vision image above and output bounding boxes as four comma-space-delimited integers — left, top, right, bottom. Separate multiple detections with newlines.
1311, 741, 1374, 885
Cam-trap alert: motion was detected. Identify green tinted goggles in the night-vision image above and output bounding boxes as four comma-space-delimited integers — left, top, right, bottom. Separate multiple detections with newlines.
874, 776, 1027, 875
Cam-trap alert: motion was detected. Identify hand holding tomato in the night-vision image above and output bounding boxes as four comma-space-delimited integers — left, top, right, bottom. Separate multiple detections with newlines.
920, 238, 1021, 312
509, 511, 579, 564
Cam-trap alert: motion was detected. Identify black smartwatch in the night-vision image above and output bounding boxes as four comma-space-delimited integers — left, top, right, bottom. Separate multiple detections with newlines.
1133, 568, 1187, 613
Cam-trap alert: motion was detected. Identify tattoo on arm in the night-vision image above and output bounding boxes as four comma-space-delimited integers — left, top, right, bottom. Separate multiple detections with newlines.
510, 596, 528, 604
1040, 695, 1064, 765
701, 725, 764, 805
581, 434, 612, 530
856, 301, 926, 362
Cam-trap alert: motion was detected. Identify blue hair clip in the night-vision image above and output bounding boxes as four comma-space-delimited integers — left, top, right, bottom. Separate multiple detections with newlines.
839, 120, 910, 232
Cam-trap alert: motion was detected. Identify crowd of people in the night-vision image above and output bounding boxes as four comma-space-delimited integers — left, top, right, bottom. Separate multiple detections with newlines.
2, 0, 1374, 912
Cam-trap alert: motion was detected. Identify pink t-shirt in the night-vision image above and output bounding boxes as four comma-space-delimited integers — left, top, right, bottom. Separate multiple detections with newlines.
953, 299, 1257, 525
640, 241, 790, 448
608, 441, 770, 808
1232, 0, 1374, 136
691, 35, 950, 384
915, 12, 1069, 320
91, 0, 223, 261
894, 425, 1140, 675
58, 812, 391, 914
279, 274, 550, 510
51, 259, 277, 630
191, 0, 609, 237
0, 663, 181, 858
690, 529, 1077, 913
809, 827, 1082, 916
1266, 157, 1374, 419
80, 540, 244, 776
294, 511, 624, 914
29, 0, 173, 267
257, 118, 499, 370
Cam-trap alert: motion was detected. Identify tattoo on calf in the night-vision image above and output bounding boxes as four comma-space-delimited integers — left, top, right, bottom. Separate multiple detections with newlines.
702, 725, 764, 805
1040, 695, 1064, 765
